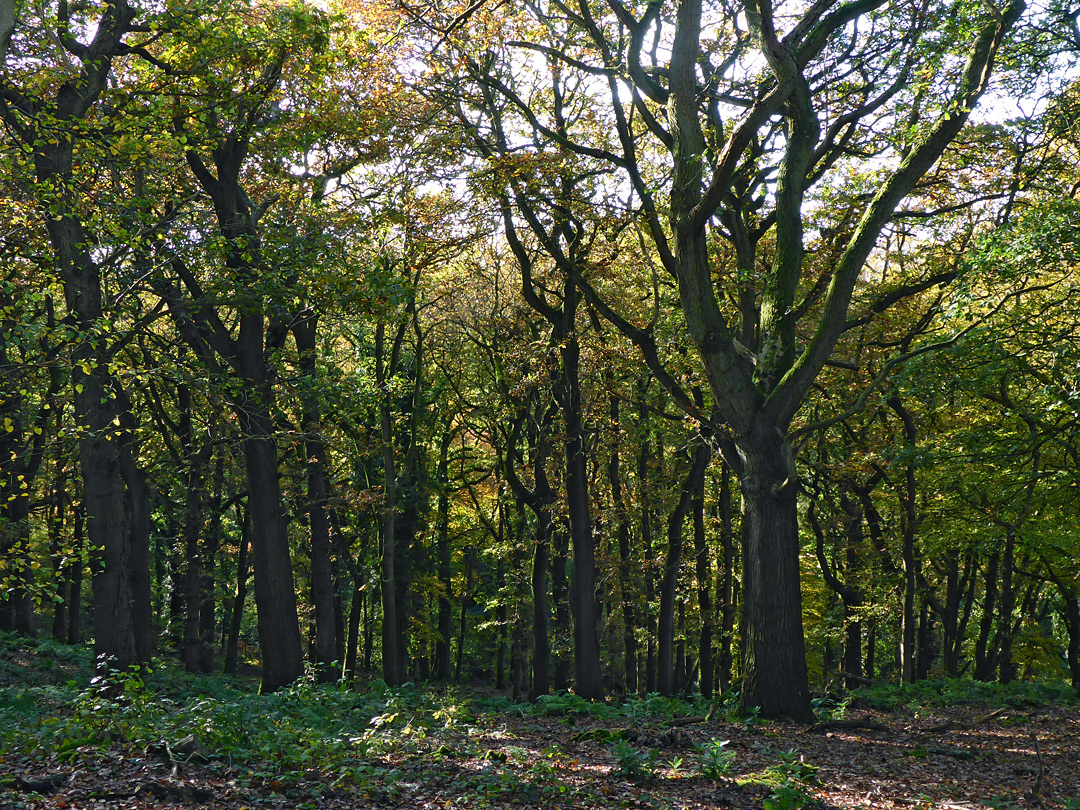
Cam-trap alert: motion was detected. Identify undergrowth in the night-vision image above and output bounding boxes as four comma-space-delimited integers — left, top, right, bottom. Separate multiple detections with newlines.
854, 677, 1079, 712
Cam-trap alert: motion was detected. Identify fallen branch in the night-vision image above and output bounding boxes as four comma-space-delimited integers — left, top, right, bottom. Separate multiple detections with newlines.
808, 717, 888, 733
928, 707, 1007, 732
926, 747, 974, 760
1028, 732, 1048, 810
13, 774, 70, 794
830, 669, 882, 687
668, 701, 717, 727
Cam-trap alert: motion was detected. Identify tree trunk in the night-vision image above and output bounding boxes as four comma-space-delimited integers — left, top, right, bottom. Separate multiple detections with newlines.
243, 424, 304, 692
736, 430, 813, 721
916, 600, 936, 680
50, 467, 69, 641
974, 551, 1000, 681
659, 436, 710, 696
558, 315, 603, 700
610, 394, 637, 695
551, 526, 571, 690
940, 552, 973, 677
294, 316, 339, 683
997, 529, 1017, 684
693, 462, 713, 698
890, 397, 919, 684
223, 508, 250, 676
435, 433, 454, 681
717, 463, 736, 693
199, 455, 224, 673
181, 393, 212, 672
1060, 591, 1080, 695
639, 397, 657, 695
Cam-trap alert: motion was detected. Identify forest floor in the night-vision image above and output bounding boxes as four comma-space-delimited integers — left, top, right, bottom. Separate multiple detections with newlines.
0, 636, 1077, 810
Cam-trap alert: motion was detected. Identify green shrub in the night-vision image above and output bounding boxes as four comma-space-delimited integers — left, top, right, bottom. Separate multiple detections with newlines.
696, 738, 736, 779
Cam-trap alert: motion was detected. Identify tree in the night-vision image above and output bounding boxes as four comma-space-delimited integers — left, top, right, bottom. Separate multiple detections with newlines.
431, 0, 1029, 718
0, 0, 156, 672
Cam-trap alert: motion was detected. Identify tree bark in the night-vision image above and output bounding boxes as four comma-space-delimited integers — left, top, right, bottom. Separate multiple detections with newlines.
435, 432, 453, 681
717, 463, 736, 693
736, 429, 813, 721
609, 394, 638, 695
223, 508, 250, 677
693, 459, 713, 698
556, 290, 603, 700
659, 436, 710, 696
294, 315, 339, 683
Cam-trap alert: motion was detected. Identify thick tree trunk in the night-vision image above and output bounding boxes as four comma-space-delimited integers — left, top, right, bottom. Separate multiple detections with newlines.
916, 600, 935, 680
82, 422, 136, 672
736, 431, 813, 722
241, 425, 303, 692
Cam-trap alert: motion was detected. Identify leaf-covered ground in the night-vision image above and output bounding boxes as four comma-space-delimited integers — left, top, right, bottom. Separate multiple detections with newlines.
1, 636, 1077, 810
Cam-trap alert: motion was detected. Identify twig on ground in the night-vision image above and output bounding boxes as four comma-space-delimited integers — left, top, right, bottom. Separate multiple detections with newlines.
808, 717, 889, 733
928, 707, 1008, 732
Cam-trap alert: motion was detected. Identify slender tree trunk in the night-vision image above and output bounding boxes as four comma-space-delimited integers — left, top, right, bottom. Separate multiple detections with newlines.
639, 397, 657, 694
223, 509, 251, 676
294, 316, 338, 683
693, 463, 713, 698
997, 529, 1017, 684
68, 499, 84, 645
941, 552, 972, 677
659, 437, 710, 696
889, 397, 918, 685
551, 527, 571, 690
718, 463, 736, 693
496, 559, 508, 691
455, 548, 473, 681
199, 455, 224, 673
435, 433, 453, 681
610, 394, 637, 695
346, 583, 363, 679
51, 468, 69, 640
530, 504, 551, 698
558, 315, 603, 699
974, 551, 1000, 681
180, 390, 212, 671
916, 599, 936, 680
